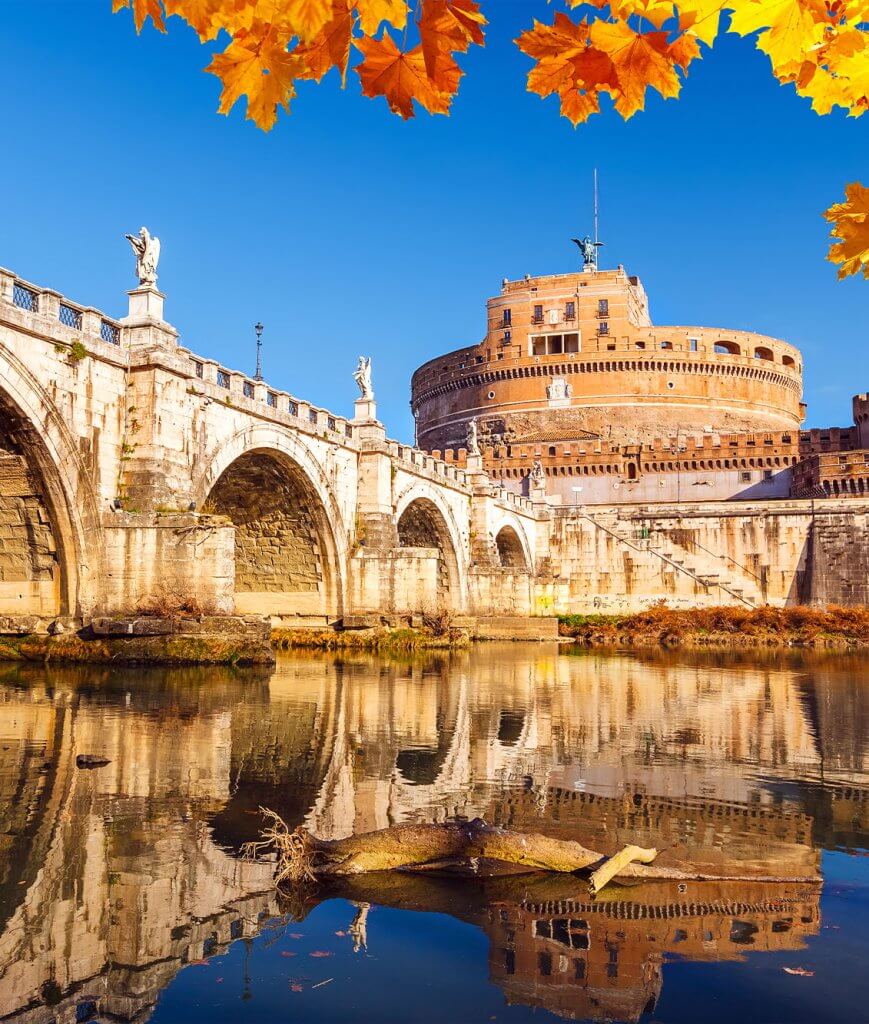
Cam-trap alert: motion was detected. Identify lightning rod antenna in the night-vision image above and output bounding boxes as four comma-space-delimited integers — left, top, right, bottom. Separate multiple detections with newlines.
593, 168, 599, 247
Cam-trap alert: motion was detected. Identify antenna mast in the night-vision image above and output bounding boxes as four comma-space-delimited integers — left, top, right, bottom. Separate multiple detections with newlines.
593, 168, 599, 247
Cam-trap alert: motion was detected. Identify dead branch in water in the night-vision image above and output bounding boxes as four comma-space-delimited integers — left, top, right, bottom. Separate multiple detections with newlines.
246, 812, 821, 898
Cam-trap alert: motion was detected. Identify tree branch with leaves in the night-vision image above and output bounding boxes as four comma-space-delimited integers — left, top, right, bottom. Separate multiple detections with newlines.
113, 0, 869, 277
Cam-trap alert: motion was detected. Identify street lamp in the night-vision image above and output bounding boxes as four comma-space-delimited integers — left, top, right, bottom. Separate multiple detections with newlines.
254, 322, 264, 381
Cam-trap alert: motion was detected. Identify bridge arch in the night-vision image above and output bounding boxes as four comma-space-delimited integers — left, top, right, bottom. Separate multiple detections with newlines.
194, 427, 347, 621
394, 485, 467, 612
0, 344, 100, 617
492, 519, 532, 571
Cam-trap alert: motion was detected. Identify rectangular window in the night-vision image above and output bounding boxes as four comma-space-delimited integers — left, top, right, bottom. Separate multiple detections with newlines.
531, 336, 546, 356
598, 299, 609, 316
502, 308, 511, 326
12, 283, 38, 312
740, 471, 752, 482
598, 322, 609, 335
690, 338, 699, 352
503, 329, 512, 344
243, 380, 254, 398
327, 416, 337, 431
565, 300, 576, 320
345, 423, 353, 438
763, 469, 774, 481
549, 334, 563, 354
194, 360, 204, 379
532, 304, 543, 324
217, 369, 230, 389
288, 400, 299, 416
267, 391, 277, 407
564, 333, 580, 353
308, 408, 318, 424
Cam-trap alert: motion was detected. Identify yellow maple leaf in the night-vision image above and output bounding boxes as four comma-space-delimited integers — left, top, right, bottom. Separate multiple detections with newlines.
207, 29, 301, 129
354, 0, 408, 37
355, 33, 458, 118
826, 182, 869, 279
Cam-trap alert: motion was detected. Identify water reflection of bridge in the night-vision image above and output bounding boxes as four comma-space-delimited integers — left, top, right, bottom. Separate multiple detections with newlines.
0, 647, 865, 1022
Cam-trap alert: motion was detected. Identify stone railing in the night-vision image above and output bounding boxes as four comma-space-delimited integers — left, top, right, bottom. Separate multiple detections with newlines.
385, 440, 469, 488
179, 345, 359, 445
0, 269, 124, 350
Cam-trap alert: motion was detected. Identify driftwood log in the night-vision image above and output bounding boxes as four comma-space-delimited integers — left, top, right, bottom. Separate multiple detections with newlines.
250, 813, 821, 897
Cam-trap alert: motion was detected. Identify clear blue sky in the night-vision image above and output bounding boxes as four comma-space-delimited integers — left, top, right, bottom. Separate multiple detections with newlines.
1, 1, 865, 441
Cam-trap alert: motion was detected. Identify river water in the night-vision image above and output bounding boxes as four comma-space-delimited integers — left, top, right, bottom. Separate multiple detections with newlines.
0, 645, 867, 1023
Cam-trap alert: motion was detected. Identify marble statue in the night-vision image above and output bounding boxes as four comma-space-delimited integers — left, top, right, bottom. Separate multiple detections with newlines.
125, 227, 161, 287
467, 417, 480, 456
547, 377, 573, 401
530, 459, 546, 487
354, 356, 374, 400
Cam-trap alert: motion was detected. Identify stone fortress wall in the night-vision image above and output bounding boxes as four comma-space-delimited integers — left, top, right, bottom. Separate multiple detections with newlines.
0, 242, 867, 627
411, 267, 804, 455
411, 261, 868, 509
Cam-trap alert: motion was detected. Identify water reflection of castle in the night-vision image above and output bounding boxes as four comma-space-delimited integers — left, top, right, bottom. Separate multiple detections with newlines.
0, 648, 865, 1022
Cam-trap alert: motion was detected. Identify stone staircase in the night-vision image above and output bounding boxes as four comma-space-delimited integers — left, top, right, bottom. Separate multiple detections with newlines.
583, 511, 763, 608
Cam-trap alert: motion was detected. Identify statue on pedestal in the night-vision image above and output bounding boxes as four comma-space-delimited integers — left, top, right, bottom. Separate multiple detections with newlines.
467, 417, 480, 456
530, 458, 546, 488
572, 234, 601, 270
125, 227, 161, 287
354, 356, 374, 400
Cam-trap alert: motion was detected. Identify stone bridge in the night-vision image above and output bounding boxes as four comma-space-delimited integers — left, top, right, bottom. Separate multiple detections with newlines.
0, 266, 541, 626
2, 258, 867, 628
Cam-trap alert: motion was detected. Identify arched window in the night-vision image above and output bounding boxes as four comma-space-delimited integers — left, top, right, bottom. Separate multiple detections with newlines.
754, 346, 774, 361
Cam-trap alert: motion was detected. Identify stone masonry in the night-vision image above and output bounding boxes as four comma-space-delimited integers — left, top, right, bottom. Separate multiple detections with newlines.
0, 256, 866, 628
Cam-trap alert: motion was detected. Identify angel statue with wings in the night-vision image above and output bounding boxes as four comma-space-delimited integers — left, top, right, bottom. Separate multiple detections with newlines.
125, 227, 161, 287
354, 356, 374, 401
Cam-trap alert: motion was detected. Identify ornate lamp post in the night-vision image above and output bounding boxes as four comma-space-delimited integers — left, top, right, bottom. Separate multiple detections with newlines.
254, 321, 264, 381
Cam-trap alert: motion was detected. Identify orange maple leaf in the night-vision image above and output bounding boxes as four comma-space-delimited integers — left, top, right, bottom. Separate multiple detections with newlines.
207, 29, 301, 129
356, 33, 459, 119
419, 0, 486, 79
589, 20, 686, 118
112, 0, 165, 32
295, 0, 355, 81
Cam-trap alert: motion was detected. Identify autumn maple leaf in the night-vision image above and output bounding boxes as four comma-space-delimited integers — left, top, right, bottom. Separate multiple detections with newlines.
295, 0, 355, 81
207, 30, 302, 129
826, 182, 869, 279
356, 33, 459, 118
112, 0, 165, 33
419, 0, 486, 79
355, 0, 409, 36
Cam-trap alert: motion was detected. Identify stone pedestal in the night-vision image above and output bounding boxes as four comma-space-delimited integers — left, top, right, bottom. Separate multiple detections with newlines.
354, 398, 378, 422
123, 286, 167, 326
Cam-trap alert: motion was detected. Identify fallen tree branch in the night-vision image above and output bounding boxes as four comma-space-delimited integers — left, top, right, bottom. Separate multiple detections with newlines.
587, 844, 658, 896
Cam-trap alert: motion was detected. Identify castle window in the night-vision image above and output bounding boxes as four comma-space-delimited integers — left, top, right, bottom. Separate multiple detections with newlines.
764, 470, 774, 481
782, 354, 795, 367
243, 380, 254, 399
715, 341, 741, 355
565, 300, 576, 320
754, 346, 774, 361
661, 341, 673, 349
532, 304, 544, 324
740, 471, 752, 482
607, 343, 616, 351
549, 446, 556, 456
598, 299, 609, 316
564, 333, 580, 353
598, 322, 609, 335
502, 308, 512, 326
689, 338, 699, 352
635, 341, 645, 349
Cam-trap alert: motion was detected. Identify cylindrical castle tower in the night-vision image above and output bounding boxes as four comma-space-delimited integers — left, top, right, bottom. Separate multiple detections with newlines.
411, 266, 804, 451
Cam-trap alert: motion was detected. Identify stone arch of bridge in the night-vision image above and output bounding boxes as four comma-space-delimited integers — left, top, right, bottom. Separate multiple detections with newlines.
194, 427, 347, 621
0, 343, 100, 617
491, 516, 532, 571
393, 484, 467, 612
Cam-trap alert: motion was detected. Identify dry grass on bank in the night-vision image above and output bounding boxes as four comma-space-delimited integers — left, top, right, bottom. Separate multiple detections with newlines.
559, 605, 869, 649
271, 627, 469, 653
